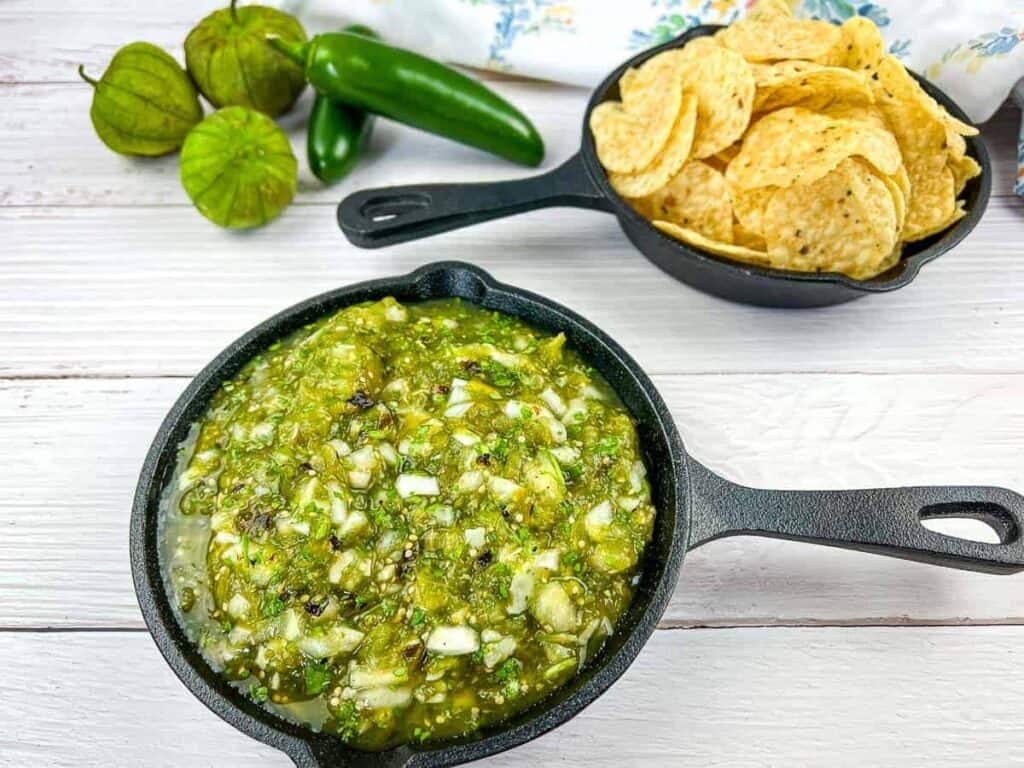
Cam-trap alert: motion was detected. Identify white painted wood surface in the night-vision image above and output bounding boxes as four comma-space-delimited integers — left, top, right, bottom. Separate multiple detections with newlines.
5, 627, 1024, 767
3, 1, 1024, 764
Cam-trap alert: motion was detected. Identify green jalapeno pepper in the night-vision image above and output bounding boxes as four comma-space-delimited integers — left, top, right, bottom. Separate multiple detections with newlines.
307, 25, 378, 184
271, 32, 544, 167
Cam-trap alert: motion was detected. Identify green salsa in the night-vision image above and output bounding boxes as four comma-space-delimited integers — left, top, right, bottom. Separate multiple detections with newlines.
162, 298, 655, 749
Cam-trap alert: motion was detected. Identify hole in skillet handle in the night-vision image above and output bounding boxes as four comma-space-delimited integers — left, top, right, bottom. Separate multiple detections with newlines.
919, 502, 1020, 545
581, 24, 992, 306
360, 192, 432, 223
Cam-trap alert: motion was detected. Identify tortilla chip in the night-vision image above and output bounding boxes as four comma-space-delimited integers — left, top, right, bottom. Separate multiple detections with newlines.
753, 67, 873, 114
726, 107, 902, 190
761, 157, 899, 279
590, 56, 686, 173
630, 161, 734, 243
730, 184, 775, 238
609, 93, 698, 198
653, 220, 770, 267
822, 17, 885, 73
717, 13, 841, 63
903, 154, 957, 241
633, 39, 755, 159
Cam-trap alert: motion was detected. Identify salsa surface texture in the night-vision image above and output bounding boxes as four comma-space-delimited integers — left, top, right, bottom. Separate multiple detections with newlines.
162, 298, 656, 749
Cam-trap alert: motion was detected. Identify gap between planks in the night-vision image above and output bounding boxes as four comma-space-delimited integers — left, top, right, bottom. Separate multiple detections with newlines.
5, 618, 1024, 634
6, 370, 1024, 382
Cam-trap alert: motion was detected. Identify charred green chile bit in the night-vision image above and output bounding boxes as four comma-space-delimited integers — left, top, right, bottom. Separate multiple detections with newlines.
162, 298, 655, 750
307, 25, 379, 185
179, 106, 297, 229
79, 42, 202, 157
270, 33, 545, 167
185, 0, 307, 117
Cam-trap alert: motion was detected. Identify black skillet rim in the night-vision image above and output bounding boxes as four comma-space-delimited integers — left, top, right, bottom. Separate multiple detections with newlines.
578, 24, 993, 294
130, 261, 689, 768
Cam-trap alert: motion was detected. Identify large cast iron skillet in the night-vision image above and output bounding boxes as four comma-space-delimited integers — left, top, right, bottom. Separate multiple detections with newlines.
337, 26, 991, 309
132, 263, 1024, 767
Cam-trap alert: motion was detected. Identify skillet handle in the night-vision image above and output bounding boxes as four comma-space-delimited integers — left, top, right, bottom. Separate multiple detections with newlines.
687, 461, 1024, 574
337, 152, 613, 248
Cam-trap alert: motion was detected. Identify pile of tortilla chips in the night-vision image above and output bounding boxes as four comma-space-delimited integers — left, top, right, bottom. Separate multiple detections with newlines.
589, 0, 981, 280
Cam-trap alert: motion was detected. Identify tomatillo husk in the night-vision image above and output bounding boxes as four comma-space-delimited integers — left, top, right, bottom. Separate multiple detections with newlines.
185, 0, 307, 117
179, 106, 297, 229
79, 42, 203, 157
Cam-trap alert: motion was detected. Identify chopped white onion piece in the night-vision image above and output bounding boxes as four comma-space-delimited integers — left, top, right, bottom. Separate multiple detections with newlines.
226, 594, 250, 619
378, 441, 399, 466
539, 387, 567, 416
585, 501, 613, 540
384, 303, 408, 322
457, 470, 485, 493
488, 476, 523, 503
444, 401, 473, 419
629, 460, 647, 493
395, 473, 440, 499
452, 428, 481, 446
464, 527, 486, 549
426, 626, 480, 656
328, 438, 352, 457
483, 637, 517, 669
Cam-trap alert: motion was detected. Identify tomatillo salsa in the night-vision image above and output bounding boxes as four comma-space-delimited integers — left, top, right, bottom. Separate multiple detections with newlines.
162, 298, 656, 750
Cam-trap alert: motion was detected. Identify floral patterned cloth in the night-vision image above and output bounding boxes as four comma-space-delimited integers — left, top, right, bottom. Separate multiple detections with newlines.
287, 0, 1024, 194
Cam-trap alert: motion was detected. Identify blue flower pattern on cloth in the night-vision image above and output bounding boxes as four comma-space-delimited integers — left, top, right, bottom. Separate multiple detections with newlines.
300, 0, 1023, 195
474, 0, 573, 67
629, 1, 740, 50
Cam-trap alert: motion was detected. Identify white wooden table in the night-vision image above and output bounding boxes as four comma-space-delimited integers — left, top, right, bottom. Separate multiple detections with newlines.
4, 2, 1024, 765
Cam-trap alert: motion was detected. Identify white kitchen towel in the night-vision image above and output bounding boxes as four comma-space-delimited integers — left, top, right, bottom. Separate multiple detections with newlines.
287, 0, 1024, 193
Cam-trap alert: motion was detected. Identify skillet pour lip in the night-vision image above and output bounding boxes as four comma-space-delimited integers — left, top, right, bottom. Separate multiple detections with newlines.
579, 25, 992, 295
131, 262, 689, 767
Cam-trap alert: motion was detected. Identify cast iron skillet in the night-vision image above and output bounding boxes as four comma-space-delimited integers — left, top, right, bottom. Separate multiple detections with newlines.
337, 26, 991, 309
132, 263, 1024, 768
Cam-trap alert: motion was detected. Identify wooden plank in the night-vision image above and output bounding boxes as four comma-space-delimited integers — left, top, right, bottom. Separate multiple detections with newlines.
4, 626, 1024, 766
0, 81, 1018, 207
3, 374, 1021, 630
0, 0, 219, 84
3, 196, 1024, 378
0, 80, 585, 208
0, 0, 528, 85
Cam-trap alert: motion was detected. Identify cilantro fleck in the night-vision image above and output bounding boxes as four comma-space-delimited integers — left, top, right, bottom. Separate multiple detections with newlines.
490, 439, 510, 461
261, 596, 284, 618
304, 661, 332, 696
481, 360, 523, 389
248, 684, 269, 704
410, 607, 427, 628
311, 516, 331, 540
494, 658, 521, 682
594, 435, 620, 456
334, 700, 361, 742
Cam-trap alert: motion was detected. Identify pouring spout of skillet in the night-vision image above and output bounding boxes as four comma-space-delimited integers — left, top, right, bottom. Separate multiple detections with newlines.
132, 262, 1023, 768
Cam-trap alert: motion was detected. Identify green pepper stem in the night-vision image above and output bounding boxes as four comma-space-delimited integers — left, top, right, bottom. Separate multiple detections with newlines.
267, 36, 309, 66
77, 65, 98, 87
230, 0, 240, 23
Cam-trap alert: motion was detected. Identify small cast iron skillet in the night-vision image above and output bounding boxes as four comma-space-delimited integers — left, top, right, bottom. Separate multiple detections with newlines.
132, 263, 1024, 768
337, 26, 991, 309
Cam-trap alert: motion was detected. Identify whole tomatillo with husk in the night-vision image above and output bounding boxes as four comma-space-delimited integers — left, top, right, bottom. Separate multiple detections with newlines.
185, 0, 307, 117
79, 42, 203, 156
180, 106, 297, 229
